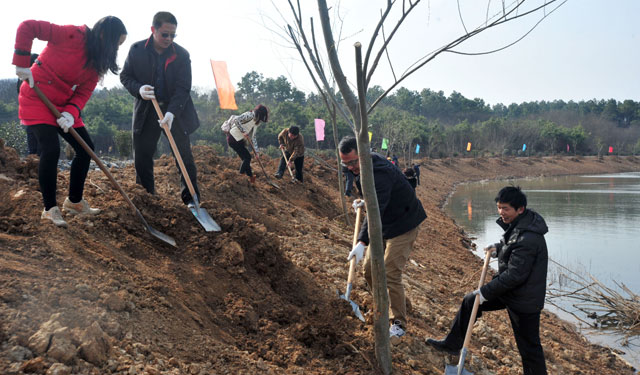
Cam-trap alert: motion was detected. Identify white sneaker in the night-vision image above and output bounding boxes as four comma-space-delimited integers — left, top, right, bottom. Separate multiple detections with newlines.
63, 197, 101, 215
41, 206, 68, 227
389, 320, 405, 344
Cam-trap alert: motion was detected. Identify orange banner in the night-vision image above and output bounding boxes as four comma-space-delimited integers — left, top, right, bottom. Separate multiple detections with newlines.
210, 60, 238, 110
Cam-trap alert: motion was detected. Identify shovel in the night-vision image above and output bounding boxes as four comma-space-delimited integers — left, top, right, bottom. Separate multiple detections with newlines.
337, 199, 365, 322
244, 135, 280, 189
151, 99, 221, 232
280, 148, 297, 182
33, 86, 176, 247
445, 249, 492, 375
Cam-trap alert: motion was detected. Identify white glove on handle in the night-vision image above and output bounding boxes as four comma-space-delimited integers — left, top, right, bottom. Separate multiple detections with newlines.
57, 112, 74, 132
139, 85, 155, 100
159, 112, 174, 130
473, 289, 487, 304
347, 242, 366, 265
352, 199, 365, 213
16, 66, 34, 88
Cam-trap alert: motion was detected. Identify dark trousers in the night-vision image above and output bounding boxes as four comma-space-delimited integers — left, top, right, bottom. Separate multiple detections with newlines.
133, 114, 199, 204
277, 152, 304, 182
30, 124, 94, 210
227, 135, 253, 177
444, 293, 547, 375
25, 126, 40, 155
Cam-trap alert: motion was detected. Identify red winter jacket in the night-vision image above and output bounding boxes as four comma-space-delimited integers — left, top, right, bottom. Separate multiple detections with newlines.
13, 20, 99, 128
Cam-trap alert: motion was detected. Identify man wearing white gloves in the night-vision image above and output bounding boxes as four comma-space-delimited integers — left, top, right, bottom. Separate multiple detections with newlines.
426, 186, 549, 375
339, 136, 427, 343
120, 11, 201, 205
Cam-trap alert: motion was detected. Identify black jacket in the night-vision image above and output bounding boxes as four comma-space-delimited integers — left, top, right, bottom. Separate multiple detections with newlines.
120, 36, 200, 135
480, 209, 549, 314
357, 153, 427, 244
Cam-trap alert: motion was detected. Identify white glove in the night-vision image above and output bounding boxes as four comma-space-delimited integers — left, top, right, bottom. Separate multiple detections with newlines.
484, 245, 497, 258
139, 85, 155, 100
16, 66, 34, 88
56, 112, 74, 132
347, 242, 366, 265
159, 112, 174, 130
352, 199, 365, 212
473, 289, 487, 304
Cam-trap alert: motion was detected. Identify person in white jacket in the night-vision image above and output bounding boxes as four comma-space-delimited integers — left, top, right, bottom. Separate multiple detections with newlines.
222, 104, 269, 183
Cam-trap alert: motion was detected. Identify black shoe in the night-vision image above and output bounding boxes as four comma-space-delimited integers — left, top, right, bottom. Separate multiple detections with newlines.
425, 338, 460, 355
274, 173, 283, 179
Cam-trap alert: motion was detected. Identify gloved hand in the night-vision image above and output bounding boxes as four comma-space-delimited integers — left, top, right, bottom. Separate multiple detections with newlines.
139, 85, 155, 100
473, 289, 487, 304
16, 66, 34, 88
352, 199, 365, 212
159, 112, 174, 130
484, 245, 497, 258
347, 242, 366, 265
56, 112, 74, 132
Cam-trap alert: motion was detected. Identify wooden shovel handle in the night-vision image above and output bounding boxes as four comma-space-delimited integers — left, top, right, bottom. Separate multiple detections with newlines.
346, 200, 364, 285
150, 99, 198, 200
281, 148, 295, 178
461, 250, 493, 349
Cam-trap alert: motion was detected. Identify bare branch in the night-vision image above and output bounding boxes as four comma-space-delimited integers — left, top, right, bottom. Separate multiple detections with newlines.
457, 0, 469, 34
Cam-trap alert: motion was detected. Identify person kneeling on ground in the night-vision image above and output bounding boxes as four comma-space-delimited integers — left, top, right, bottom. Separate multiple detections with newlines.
274, 125, 305, 182
426, 186, 549, 375
339, 136, 427, 343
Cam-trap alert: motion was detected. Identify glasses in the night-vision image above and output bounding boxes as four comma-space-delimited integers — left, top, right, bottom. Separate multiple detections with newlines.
340, 159, 359, 168
161, 33, 177, 39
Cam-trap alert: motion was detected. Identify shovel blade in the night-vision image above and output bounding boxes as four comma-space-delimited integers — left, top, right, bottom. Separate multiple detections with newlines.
188, 203, 221, 232
444, 365, 473, 375
135, 209, 176, 247
337, 289, 365, 322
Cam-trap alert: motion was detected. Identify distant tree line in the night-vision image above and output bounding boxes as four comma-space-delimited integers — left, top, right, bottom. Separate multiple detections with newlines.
1, 73, 639, 159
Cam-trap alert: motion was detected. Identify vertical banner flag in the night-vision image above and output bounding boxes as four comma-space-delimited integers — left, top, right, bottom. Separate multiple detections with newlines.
567, 144, 570, 152
609, 146, 613, 153
210, 60, 238, 110
415, 144, 420, 154
381, 138, 389, 150
314, 119, 325, 141
466, 142, 472, 151
368, 132, 372, 142
522, 144, 527, 152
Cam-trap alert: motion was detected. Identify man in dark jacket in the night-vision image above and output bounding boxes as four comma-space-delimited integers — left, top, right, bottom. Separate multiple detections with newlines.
339, 136, 427, 343
120, 11, 200, 205
426, 186, 548, 375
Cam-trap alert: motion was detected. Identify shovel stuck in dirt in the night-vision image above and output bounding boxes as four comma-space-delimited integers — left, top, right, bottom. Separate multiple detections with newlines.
444, 249, 492, 375
151, 99, 221, 232
280, 148, 297, 183
33, 86, 176, 247
244, 135, 280, 189
337, 199, 365, 322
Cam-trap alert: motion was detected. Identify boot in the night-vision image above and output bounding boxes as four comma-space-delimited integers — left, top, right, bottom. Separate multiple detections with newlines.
41, 206, 68, 227
63, 197, 101, 215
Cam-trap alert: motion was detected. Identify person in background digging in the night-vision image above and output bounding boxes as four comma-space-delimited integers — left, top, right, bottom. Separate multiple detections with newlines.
403, 168, 417, 189
13, 16, 127, 227
413, 163, 420, 186
222, 104, 269, 184
426, 186, 548, 375
339, 136, 427, 343
120, 11, 201, 205
274, 125, 304, 182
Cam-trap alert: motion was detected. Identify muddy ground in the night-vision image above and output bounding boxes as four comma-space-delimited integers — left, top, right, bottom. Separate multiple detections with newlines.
1, 138, 639, 374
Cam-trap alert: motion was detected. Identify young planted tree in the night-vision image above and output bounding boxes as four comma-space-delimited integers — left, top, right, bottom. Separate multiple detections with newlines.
279, 0, 567, 372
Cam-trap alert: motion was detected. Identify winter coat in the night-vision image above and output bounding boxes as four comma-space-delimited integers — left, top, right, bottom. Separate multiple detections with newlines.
357, 153, 427, 244
480, 209, 549, 314
277, 128, 305, 161
223, 111, 261, 150
13, 20, 99, 128
120, 36, 200, 135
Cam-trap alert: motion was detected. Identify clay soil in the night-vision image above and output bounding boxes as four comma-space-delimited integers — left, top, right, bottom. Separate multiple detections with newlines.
1, 138, 639, 375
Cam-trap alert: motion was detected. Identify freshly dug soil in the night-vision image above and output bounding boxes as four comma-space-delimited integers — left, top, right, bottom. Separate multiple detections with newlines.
1, 139, 638, 374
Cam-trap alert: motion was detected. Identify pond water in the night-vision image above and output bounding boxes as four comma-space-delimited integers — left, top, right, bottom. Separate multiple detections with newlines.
444, 172, 640, 369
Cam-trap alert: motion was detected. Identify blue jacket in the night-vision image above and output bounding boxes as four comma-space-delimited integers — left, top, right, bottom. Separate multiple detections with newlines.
357, 153, 427, 244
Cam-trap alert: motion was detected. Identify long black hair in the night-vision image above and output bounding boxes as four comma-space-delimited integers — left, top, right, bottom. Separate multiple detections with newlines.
84, 16, 127, 76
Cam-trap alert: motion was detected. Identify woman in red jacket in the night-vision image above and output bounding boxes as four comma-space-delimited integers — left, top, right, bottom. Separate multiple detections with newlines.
13, 16, 127, 227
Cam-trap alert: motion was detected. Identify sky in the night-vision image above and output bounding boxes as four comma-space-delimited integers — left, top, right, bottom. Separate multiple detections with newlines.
1, 0, 638, 106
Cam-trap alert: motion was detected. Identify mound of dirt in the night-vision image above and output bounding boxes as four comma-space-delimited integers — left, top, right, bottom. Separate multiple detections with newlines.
1, 141, 638, 374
